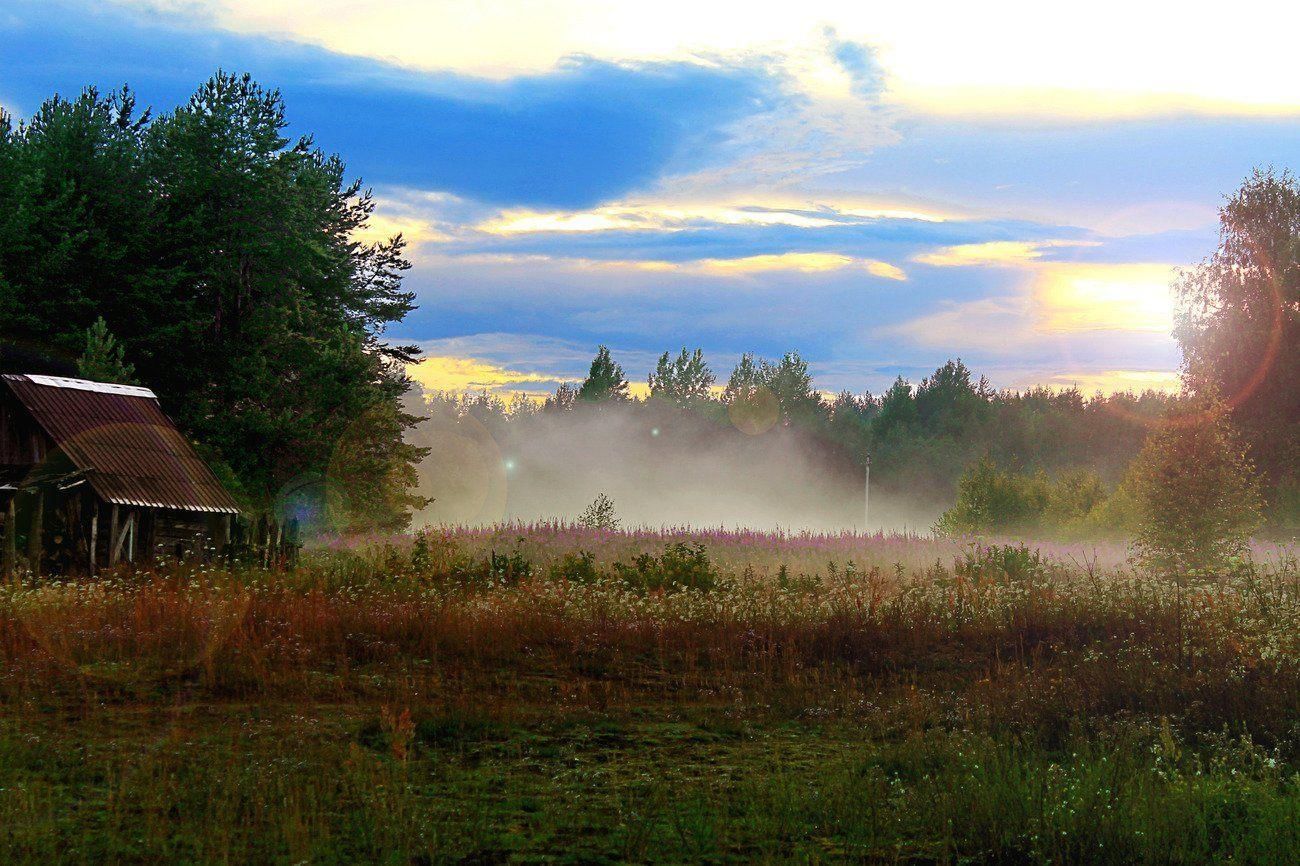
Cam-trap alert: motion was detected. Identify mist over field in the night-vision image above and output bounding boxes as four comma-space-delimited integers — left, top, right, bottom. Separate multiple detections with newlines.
405, 397, 942, 532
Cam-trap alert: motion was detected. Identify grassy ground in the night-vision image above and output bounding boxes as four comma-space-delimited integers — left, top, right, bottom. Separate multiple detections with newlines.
1, 528, 1298, 863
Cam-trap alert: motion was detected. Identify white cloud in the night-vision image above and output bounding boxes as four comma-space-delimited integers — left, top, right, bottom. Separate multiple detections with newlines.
113, 0, 1300, 116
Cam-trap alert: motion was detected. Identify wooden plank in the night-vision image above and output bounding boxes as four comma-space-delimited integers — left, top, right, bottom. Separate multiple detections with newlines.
109, 504, 119, 567
2, 497, 14, 584
112, 511, 134, 565
27, 489, 43, 579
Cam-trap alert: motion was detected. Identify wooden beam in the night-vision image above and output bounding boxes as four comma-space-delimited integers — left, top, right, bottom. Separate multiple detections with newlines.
109, 504, 119, 567
2, 497, 15, 585
111, 511, 134, 565
89, 506, 98, 574
26, 488, 43, 579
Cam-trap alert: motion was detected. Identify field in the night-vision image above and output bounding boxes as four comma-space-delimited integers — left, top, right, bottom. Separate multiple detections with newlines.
2, 524, 1299, 864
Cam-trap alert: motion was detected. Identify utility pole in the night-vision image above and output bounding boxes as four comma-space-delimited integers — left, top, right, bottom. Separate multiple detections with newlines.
863, 452, 871, 532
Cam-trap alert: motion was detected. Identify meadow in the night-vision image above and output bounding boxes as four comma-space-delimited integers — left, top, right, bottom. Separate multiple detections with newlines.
1, 524, 1298, 864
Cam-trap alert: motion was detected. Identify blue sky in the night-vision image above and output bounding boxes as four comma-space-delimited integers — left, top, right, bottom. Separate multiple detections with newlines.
5, 0, 1300, 397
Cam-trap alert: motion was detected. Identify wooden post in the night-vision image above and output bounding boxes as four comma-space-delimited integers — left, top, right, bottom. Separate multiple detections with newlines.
89, 506, 98, 574
111, 512, 134, 565
109, 504, 119, 567
27, 488, 43, 579
2, 497, 15, 585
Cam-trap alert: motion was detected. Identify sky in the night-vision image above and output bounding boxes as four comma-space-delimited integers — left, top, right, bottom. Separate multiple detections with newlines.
4, 1, 1300, 399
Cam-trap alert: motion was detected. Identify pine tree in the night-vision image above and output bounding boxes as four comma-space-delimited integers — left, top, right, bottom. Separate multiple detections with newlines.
577, 346, 629, 403
77, 317, 138, 384
649, 347, 714, 408
723, 353, 763, 404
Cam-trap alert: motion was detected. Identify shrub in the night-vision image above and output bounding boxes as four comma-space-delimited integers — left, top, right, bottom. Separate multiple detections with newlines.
578, 493, 620, 531
613, 542, 716, 592
550, 550, 600, 584
1128, 402, 1263, 579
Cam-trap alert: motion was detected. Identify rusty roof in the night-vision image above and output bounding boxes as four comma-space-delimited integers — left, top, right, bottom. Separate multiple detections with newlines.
2, 374, 241, 514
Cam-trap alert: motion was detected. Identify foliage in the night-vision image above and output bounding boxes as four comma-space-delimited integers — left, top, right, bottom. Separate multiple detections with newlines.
1128, 401, 1265, 579
1176, 168, 1300, 488
611, 541, 717, 592
577, 345, 629, 403
543, 381, 578, 412
577, 493, 620, 531
721, 352, 763, 405
76, 317, 138, 385
648, 347, 714, 408
0, 74, 425, 530
935, 458, 1111, 537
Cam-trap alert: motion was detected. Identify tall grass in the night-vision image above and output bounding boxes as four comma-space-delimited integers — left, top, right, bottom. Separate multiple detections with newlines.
0, 526, 1297, 862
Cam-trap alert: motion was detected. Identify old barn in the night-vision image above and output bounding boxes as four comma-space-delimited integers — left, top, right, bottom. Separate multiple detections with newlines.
0, 374, 241, 578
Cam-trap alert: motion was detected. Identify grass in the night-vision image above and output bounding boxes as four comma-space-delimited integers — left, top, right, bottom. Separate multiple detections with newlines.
0, 526, 1298, 863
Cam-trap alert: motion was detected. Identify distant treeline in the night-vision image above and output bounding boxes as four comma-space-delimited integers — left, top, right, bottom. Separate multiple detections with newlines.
412, 352, 1181, 531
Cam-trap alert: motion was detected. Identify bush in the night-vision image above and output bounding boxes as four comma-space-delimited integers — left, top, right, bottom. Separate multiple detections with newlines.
613, 542, 716, 592
550, 550, 600, 584
936, 459, 1109, 537
578, 493, 620, 531
1128, 403, 1263, 579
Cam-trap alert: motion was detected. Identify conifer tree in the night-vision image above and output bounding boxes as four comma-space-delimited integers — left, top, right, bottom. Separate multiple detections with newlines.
577, 346, 629, 403
77, 317, 138, 385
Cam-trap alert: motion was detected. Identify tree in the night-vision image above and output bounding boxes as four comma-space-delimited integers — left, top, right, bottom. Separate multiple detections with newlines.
1128, 401, 1263, 579
0, 74, 426, 531
1175, 168, 1300, 488
915, 359, 991, 437
826, 390, 875, 459
723, 353, 763, 404
578, 492, 620, 530
544, 382, 578, 412
874, 376, 918, 435
577, 345, 629, 403
77, 317, 138, 384
760, 351, 824, 427
649, 347, 715, 408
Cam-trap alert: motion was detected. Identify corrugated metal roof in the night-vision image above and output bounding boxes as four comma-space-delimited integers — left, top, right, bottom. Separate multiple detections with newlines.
2, 374, 242, 515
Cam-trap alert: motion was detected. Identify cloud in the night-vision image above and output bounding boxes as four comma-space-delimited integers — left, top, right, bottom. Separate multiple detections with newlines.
408, 355, 562, 390
887, 260, 1178, 349
4, 1, 781, 208
1034, 262, 1176, 333
111, 0, 1300, 117
913, 240, 1097, 267
825, 28, 885, 101
1032, 369, 1182, 394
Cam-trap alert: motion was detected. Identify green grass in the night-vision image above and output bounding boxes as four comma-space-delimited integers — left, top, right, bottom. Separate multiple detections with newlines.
2, 700, 1298, 864
1, 532, 1297, 862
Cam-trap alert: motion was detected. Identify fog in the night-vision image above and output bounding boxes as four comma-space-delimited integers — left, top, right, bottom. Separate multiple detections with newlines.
405, 399, 942, 533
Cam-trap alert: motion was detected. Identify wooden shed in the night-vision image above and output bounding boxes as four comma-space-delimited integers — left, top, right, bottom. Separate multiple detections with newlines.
0, 374, 241, 578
